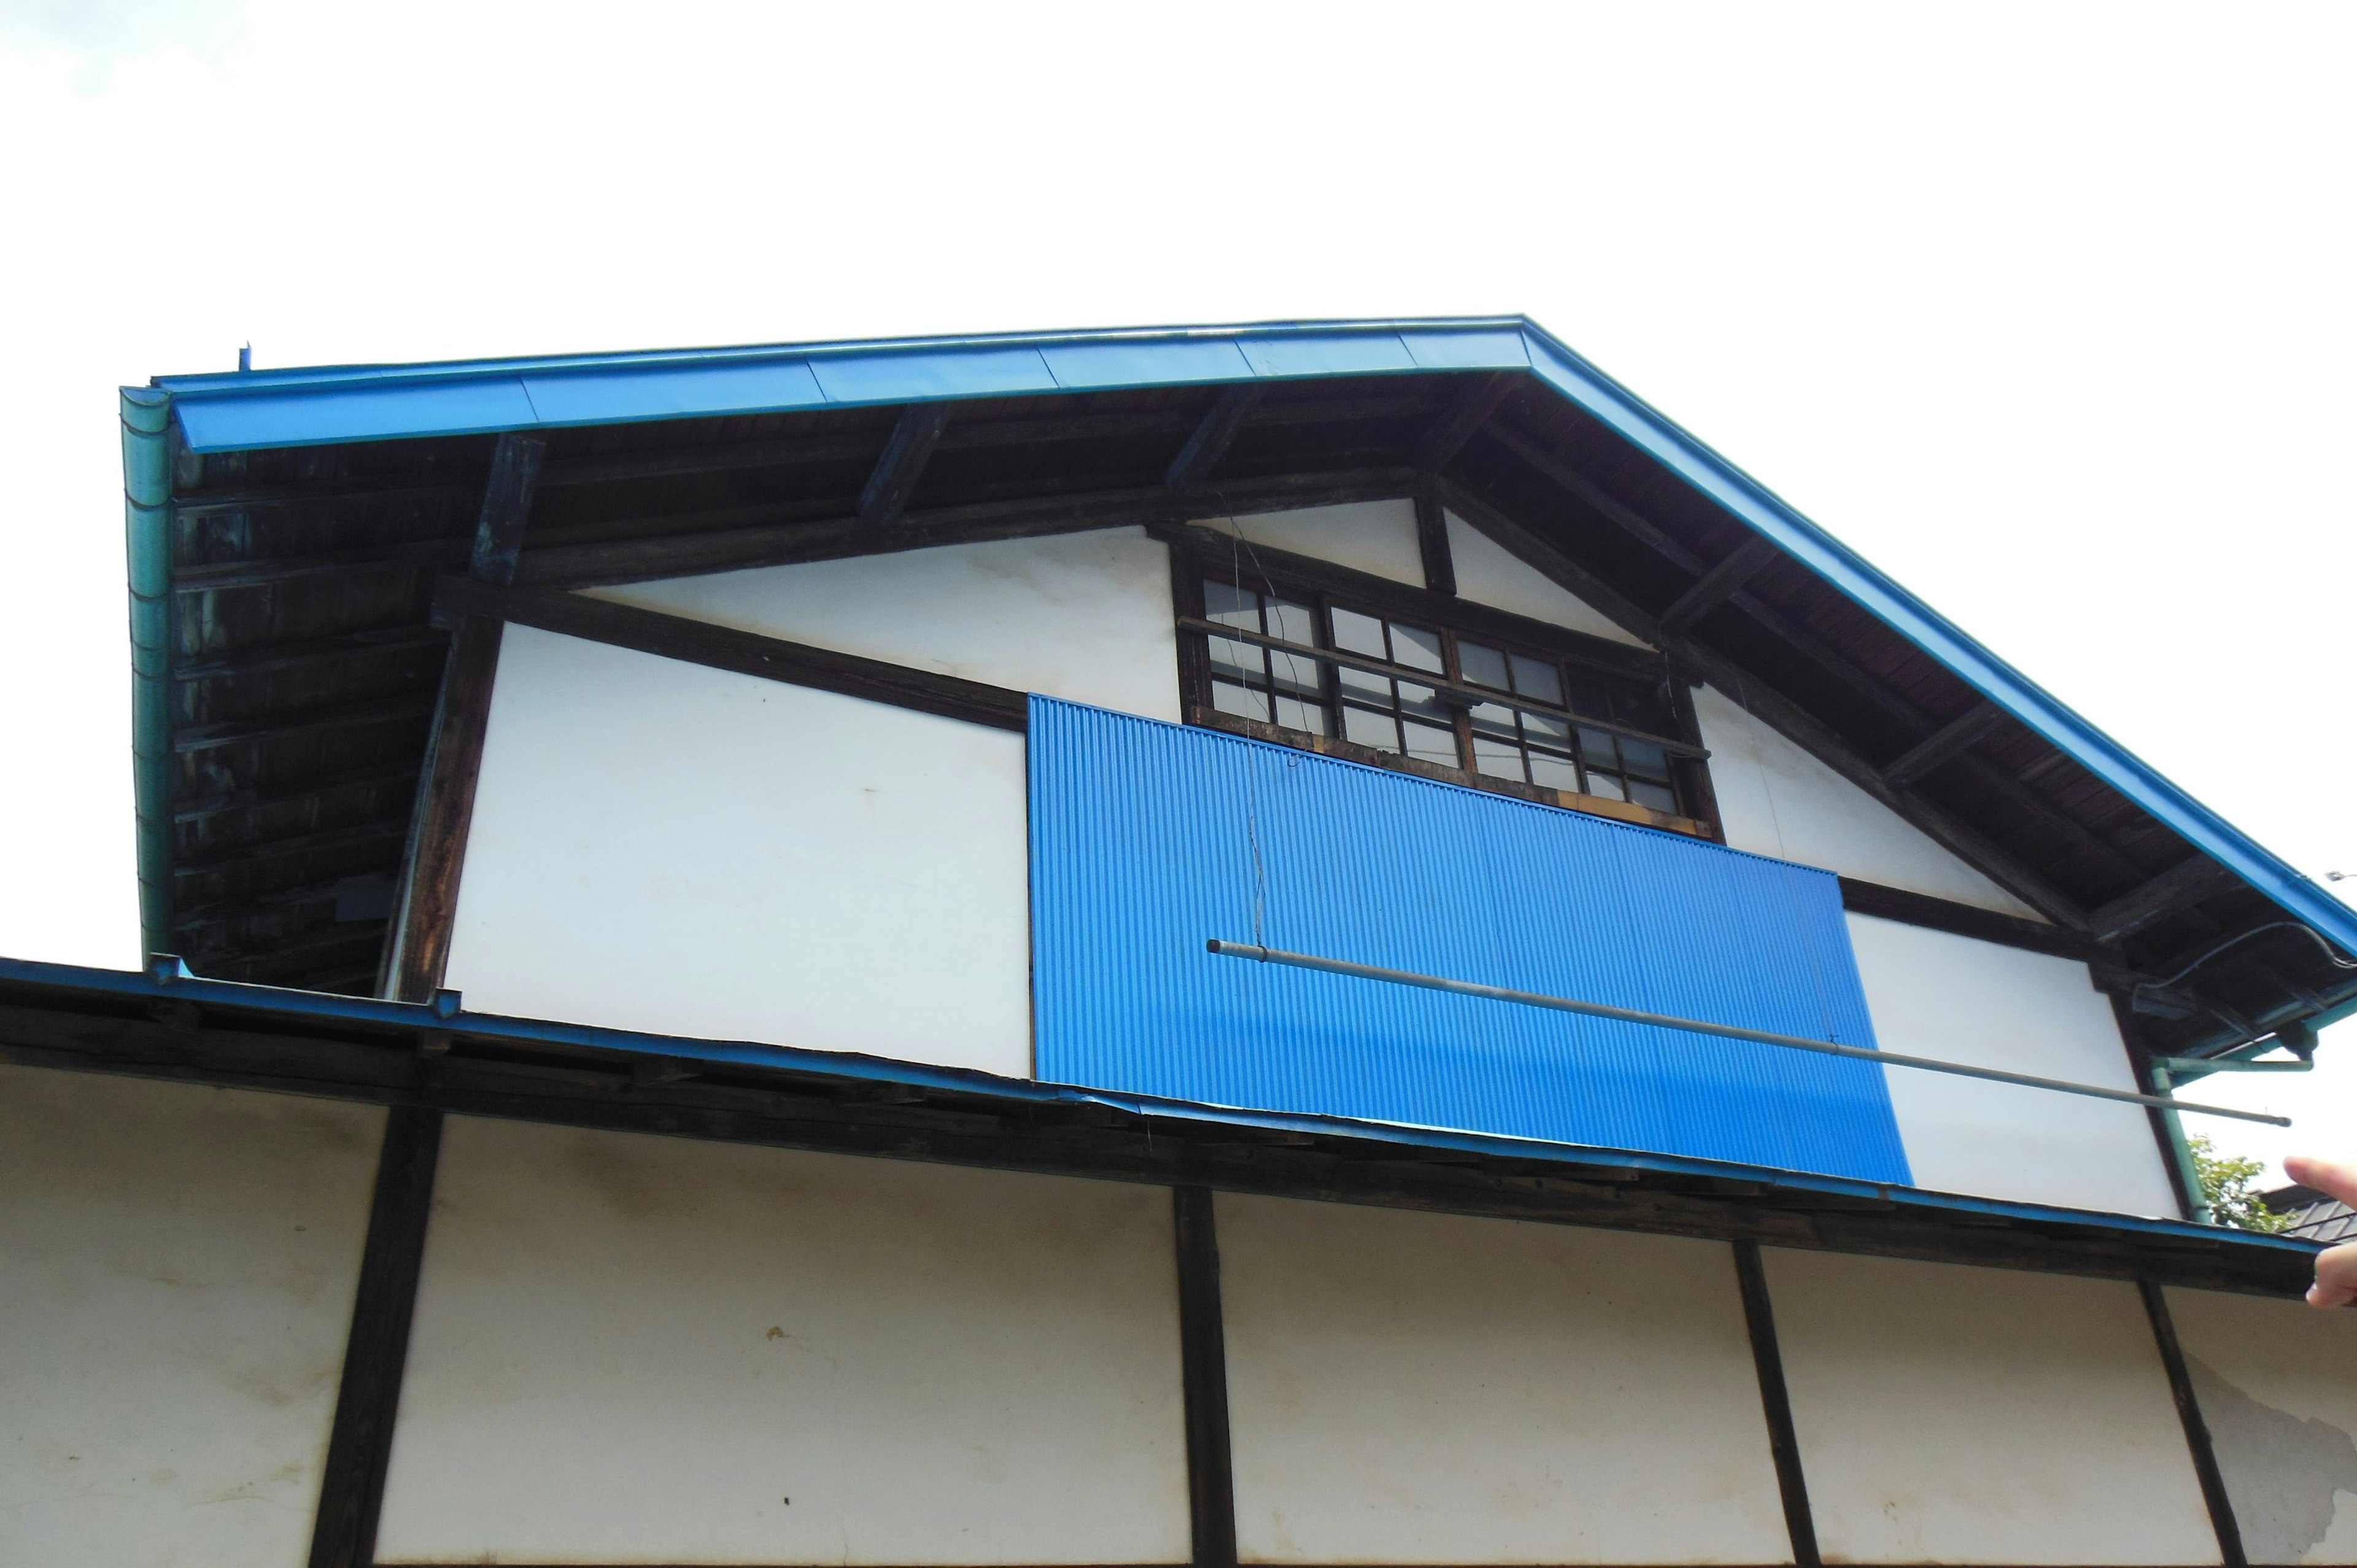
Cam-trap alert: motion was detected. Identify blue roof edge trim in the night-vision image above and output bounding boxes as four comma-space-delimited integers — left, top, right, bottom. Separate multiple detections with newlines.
0, 949, 2320, 1262
1510, 323, 2357, 961
126, 312, 2355, 992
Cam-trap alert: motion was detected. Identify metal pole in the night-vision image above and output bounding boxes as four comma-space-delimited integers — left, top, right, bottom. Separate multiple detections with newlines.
1207, 940, 2291, 1129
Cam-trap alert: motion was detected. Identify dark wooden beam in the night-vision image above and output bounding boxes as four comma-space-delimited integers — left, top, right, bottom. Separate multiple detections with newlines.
171, 763, 424, 829
1881, 700, 2005, 787
0, 994, 2316, 1299
858, 405, 953, 523
1733, 1242, 1820, 1568
1431, 476, 2094, 930
1412, 488, 1456, 596
171, 695, 438, 754
2110, 993, 2201, 1222
171, 819, 410, 881
433, 576, 1029, 733
1411, 371, 1518, 471
519, 467, 1421, 590
306, 1105, 442, 1568
1657, 535, 1781, 635
172, 538, 470, 593
2089, 857, 2243, 944
1165, 385, 1264, 487
2140, 1280, 2249, 1566
1468, 428, 2152, 895
1174, 1187, 1238, 1568
381, 433, 544, 1002
172, 626, 451, 686
1837, 878, 2103, 963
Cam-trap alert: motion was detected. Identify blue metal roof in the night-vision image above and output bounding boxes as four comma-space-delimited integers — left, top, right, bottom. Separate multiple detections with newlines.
133, 314, 2357, 970
0, 948, 2318, 1259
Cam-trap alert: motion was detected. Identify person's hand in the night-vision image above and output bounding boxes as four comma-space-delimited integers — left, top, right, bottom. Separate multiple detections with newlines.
2283, 1154, 2357, 1308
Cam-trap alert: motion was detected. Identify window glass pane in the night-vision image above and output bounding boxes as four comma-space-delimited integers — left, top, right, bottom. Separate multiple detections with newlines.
1212, 679, 1272, 724
1472, 736, 1527, 779
1391, 623, 1446, 674
1331, 606, 1388, 659
1630, 779, 1679, 814
1577, 727, 1621, 771
1468, 702, 1520, 745
1458, 641, 1510, 690
1269, 652, 1323, 700
1528, 751, 1581, 792
1335, 663, 1389, 701
1584, 770, 1627, 801
1274, 693, 1329, 736
1397, 681, 1451, 725
1402, 719, 1459, 766
1208, 635, 1261, 684
1206, 579, 1260, 630
1522, 709, 1570, 749
1620, 738, 1671, 782
1266, 598, 1320, 647
1342, 703, 1398, 752
1509, 654, 1564, 706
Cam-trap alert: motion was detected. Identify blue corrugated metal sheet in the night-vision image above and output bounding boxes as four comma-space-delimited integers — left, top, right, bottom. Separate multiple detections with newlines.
1029, 697, 1913, 1184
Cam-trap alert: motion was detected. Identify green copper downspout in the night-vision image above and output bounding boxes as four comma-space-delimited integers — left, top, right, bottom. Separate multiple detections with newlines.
122, 386, 174, 962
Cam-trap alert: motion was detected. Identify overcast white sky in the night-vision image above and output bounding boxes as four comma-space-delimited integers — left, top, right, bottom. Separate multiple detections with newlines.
0, 1, 2348, 1180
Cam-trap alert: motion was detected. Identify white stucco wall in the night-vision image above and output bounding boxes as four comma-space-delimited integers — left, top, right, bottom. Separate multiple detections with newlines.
2166, 1286, 2357, 1564
1694, 682, 2042, 915
1196, 498, 1427, 587
374, 1117, 1189, 1565
0, 1065, 382, 1568
1767, 1248, 2220, 1564
590, 525, 1182, 722
1216, 1194, 1792, 1564
1444, 509, 1651, 647
444, 626, 1032, 1075
1848, 913, 2179, 1216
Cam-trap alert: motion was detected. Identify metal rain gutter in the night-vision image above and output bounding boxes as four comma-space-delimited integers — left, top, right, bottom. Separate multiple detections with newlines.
121, 387, 174, 961
0, 949, 2323, 1259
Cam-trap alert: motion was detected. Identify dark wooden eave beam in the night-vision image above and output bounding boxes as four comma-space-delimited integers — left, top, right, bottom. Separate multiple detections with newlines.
1165, 384, 1264, 488
1473, 424, 2152, 890
2090, 856, 2246, 944
517, 466, 1422, 590
1658, 535, 1781, 635
1882, 700, 2007, 787
1412, 371, 1519, 471
858, 405, 953, 523
1430, 476, 2094, 930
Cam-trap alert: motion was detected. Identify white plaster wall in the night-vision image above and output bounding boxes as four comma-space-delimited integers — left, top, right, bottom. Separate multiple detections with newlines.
1444, 509, 1652, 647
2166, 1286, 2357, 1564
0, 1064, 382, 1568
1766, 1248, 2220, 1564
1848, 913, 2180, 1216
590, 525, 1182, 722
1216, 1194, 1791, 1564
444, 627, 1032, 1076
375, 1116, 1188, 1565
1197, 498, 1427, 587
1695, 682, 2043, 915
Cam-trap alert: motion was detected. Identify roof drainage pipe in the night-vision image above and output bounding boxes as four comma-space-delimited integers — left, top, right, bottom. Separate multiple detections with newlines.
122, 387, 174, 962
1207, 940, 2290, 1128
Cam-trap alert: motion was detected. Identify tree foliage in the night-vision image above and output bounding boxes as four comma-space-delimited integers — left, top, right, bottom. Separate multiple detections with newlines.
2190, 1134, 2291, 1232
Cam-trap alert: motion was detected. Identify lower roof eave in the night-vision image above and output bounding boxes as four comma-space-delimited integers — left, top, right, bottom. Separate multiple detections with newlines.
0, 952, 2319, 1299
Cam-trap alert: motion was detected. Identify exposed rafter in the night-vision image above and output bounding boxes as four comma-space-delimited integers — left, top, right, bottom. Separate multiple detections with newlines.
1432, 476, 2094, 931
1883, 701, 2007, 787
858, 405, 953, 523
2090, 858, 2245, 944
1412, 371, 1519, 471
1658, 536, 1781, 635
1164, 385, 1263, 487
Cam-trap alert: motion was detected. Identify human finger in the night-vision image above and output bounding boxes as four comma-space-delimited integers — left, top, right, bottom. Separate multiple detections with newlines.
2285, 1154, 2357, 1209
2310, 1239, 2357, 1310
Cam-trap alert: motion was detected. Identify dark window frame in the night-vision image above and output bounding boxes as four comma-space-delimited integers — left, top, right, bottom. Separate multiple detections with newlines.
1157, 523, 1721, 839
